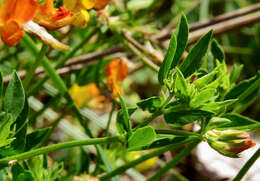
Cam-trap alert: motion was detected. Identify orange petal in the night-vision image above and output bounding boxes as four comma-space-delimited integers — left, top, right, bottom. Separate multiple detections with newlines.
12, 0, 38, 24
94, 0, 111, 10
0, 0, 38, 26
1, 19, 24, 46
106, 59, 128, 98
227, 140, 256, 154
34, 0, 74, 30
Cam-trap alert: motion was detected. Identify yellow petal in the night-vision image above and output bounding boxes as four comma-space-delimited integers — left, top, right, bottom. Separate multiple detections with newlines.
80, 10, 90, 22
81, 0, 96, 10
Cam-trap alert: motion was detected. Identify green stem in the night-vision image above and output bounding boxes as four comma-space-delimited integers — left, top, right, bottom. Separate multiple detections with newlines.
147, 140, 201, 181
155, 129, 200, 137
0, 136, 121, 167
105, 102, 116, 137
233, 147, 260, 181
23, 44, 48, 89
25, 28, 98, 95
99, 138, 195, 180
22, 34, 117, 176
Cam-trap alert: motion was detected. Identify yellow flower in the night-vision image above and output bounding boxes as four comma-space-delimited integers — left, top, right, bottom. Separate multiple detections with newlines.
126, 151, 158, 172
69, 83, 103, 108
63, 0, 111, 28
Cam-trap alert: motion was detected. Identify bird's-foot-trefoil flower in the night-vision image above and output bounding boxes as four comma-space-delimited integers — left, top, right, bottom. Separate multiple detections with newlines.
205, 129, 256, 158
0, 0, 73, 50
106, 59, 128, 99
63, 0, 111, 28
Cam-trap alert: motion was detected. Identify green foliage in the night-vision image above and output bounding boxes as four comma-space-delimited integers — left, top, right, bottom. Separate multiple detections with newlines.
171, 14, 189, 69
127, 126, 156, 151
174, 68, 190, 101
116, 107, 136, 135
11, 156, 63, 181
4, 72, 25, 121
0, 113, 14, 147
164, 109, 213, 127
211, 39, 225, 62
0, 4, 259, 181
180, 30, 213, 77
137, 97, 161, 113
158, 32, 177, 85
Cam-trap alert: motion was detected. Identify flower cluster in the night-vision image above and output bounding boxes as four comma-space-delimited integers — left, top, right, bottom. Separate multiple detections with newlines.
205, 129, 256, 158
64, 0, 110, 28
0, 0, 111, 49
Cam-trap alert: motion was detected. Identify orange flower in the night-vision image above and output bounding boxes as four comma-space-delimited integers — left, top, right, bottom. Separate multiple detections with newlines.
0, 0, 73, 47
0, 0, 38, 46
106, 59, 128, 98
34, 0, 74, 30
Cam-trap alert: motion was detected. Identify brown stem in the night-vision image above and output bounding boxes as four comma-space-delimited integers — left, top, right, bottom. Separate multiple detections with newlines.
163, 11, 260, 47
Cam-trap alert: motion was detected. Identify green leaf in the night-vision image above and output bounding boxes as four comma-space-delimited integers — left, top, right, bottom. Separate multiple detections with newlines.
180, 30, 213, 77
229, 64, 243, 84
222, 113, 258, 128
174, 68, 189, 101
117, 94, 133, 135
116, 108, 137, 135
200, 99, 237, 113
211, 39, 225, 62
190, 88, 215, 108
171, 14, 189, 69
25, 128, 51, 151
206, 117, 232, 130
225, 71, 260, 102
193, 66, 219, 90
158, 32, 177, 84
164, 109, 213, 127
0, 113, 14, 147
12, 99, 29, 151
137, 97, 161, 113
75, 148, 90, 174
11, 163, 30, 181
127, 126, 156, 151
4, 72, 25, 121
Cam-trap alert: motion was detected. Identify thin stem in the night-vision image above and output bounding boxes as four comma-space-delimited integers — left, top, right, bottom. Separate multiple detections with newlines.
125, 41, 159, 72
233, 147, 260, 181
147, 140, 200, 181
25, 28, 98, 95
23, 44, 48, 89
99, 138, 195, 180
0, 136, 121, 167
155, 129, 200, 137
21, 34, 117, 175
105, 102, 116, 137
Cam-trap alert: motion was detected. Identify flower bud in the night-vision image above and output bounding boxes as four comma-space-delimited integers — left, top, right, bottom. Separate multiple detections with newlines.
205, 130, 256, 158
206, 129, 250, 141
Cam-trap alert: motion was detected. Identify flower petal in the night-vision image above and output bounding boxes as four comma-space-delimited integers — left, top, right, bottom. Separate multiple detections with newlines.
23, 21, 70, 50
1, 20, 24, 46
